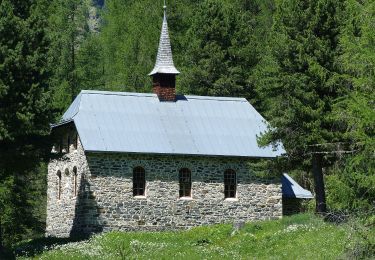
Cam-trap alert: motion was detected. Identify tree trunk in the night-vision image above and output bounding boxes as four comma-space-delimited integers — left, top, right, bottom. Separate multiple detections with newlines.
312, 154, 327, 213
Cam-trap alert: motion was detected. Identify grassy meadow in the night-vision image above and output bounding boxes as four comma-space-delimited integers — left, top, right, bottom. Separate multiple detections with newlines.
12, 213, 374, 260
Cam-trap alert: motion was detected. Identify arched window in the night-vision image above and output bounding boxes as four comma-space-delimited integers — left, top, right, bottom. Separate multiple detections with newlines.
133, 167, 145, 196
224, 169, 236, 199
73, 166, 78, 197
179, 168, 191, 198
57, 171, 62, 200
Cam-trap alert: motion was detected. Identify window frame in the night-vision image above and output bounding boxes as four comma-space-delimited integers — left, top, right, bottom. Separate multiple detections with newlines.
179, 168, 192, 199
133, 166, 146, 197
224, 169, 237, 199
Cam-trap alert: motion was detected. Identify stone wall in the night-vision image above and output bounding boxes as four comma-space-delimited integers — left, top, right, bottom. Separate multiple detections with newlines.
46, 133, 282, 237
46, 128, 89, 237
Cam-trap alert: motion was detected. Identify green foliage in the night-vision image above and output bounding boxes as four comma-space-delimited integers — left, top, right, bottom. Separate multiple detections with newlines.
47, 0, 90, 112
180, 0, 273, 98
98, 0, 161, 92
0, 0, 52, 142
254, 0, 347, 167
76, 34, 105, 91
326, 0, 375, 211
0, 0, 54, 247
95, 0, 196, 93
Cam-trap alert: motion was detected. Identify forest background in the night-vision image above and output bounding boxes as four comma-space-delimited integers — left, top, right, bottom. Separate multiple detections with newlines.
0, 0, 374, 248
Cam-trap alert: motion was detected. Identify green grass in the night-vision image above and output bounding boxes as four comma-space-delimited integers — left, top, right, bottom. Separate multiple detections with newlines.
14, 214, 374, 260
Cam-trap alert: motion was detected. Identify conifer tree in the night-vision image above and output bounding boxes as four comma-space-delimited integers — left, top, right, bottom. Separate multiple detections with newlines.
180, 0, 244, 97
0, 0, 52, 246
48, 0, 89, 111
98, 0, 183, 92
329, 0, 375, 210
76, 34, 105, 90
254, 0, 347, 213
180, 0, 274, 99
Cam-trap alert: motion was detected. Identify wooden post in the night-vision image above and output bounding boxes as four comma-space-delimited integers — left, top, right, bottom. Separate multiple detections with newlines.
312, 154, 327, 213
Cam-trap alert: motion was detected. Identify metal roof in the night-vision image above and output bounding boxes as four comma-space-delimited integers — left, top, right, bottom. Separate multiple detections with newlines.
149, 6, 180, 76
58, 90, 285, 158
282, 174, 314, 199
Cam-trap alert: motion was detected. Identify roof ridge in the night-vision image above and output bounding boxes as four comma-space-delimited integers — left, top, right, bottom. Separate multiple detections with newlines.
183, 95, 247, 102
79, 90, 248, 102
80, 90, 156, 97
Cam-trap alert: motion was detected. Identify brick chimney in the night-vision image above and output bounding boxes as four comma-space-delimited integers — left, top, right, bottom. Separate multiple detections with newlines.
149, 5, 180, 102
152, 73, 176, 102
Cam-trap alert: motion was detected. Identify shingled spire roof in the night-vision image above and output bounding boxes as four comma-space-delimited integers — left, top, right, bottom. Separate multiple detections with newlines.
149, 5, 180, 76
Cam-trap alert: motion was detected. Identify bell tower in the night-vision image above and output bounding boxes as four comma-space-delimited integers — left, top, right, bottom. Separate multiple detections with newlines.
149, 4, 180, 102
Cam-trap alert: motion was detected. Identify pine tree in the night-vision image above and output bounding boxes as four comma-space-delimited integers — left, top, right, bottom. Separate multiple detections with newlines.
98, 0, 161, 92
76, 34, 105, 90
254, 0, 347, 213
0, 0, 53, 246
180, 0, 274, 99
180, 0, 242, 97
48, 0, 89, 111
329, 0, 375, 210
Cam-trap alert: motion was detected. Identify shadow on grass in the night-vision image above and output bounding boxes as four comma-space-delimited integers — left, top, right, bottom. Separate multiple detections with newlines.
13, 235, 89, 258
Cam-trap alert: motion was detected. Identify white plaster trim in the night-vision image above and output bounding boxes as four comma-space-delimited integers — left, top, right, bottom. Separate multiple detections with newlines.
133, 195, 147, 200
179, 196, 193, 201
224, 198, 238, 202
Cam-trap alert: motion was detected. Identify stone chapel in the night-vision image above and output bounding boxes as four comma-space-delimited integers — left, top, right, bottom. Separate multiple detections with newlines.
46, 5, 285, 237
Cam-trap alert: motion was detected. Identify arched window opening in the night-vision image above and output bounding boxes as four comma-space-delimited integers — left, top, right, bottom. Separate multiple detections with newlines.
57, 171, 62, 200
133, 167, 145, 196
73, 166, 78, 197
65, 168, 69, 176
179, 168, 192, 198
224, 169, 236, 199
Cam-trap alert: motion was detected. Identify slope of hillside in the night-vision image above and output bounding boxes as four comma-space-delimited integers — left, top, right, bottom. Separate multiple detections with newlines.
14, 214, 374, 260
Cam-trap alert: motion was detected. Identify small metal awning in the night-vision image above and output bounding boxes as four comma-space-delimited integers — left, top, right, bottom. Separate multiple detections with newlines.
282, 173, 314, 199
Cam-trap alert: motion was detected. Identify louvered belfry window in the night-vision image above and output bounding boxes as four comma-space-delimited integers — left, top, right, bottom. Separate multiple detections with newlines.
224, 169, 236, 198
133, 167, 146, 196
179, 168, 192, 198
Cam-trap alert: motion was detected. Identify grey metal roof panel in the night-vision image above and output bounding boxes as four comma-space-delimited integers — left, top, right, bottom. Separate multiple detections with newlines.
62, 93, 82, 120
282, 174, 314, 199
58, 90, 285, 158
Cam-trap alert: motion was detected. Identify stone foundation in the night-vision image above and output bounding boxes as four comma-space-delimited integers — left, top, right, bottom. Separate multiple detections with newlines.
46, 136, 282, 237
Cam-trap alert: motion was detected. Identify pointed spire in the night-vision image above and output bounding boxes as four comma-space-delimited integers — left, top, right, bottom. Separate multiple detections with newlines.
149, 4, 180, 76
